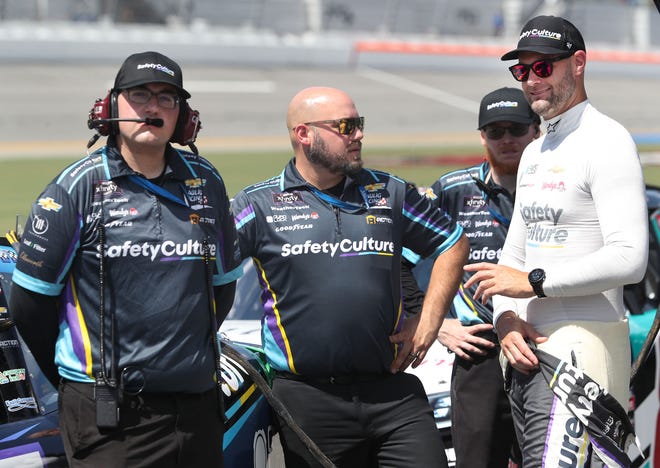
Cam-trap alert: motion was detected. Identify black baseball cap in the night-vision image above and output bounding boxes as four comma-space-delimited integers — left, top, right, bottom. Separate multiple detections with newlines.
478, 87, 537, 129
501, 15, 585, 61
113, 51, 191, 99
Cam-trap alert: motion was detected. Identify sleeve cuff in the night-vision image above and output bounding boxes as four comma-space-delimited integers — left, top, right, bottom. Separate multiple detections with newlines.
492, 297, 518, 330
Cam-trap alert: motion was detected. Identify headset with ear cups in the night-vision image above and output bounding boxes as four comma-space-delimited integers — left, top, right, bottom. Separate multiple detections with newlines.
87, 90, 202, 153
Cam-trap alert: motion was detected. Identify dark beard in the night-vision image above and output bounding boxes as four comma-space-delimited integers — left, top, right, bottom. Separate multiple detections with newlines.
306, 132, 362, 176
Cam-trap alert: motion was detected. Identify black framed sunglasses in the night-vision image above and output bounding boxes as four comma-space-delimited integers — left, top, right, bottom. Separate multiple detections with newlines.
304, 117, 365, 135
125, 87, 180, 109
483, 123, 531, 140
508, 54, 574, 82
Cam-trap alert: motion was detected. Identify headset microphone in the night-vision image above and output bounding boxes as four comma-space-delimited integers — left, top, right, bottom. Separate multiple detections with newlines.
87, 117, 164, 130
86, 93, 201, 154
87, 118, 165, 149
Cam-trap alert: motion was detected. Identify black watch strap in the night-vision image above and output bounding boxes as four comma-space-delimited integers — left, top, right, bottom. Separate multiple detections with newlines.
528, 268, 546, 298
531, 281, 546, 298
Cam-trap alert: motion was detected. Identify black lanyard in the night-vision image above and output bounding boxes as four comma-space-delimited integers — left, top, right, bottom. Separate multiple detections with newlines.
470, 170, 511, 227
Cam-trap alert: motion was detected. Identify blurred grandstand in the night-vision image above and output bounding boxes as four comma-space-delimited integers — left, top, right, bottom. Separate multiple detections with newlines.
0, 0, 658, 47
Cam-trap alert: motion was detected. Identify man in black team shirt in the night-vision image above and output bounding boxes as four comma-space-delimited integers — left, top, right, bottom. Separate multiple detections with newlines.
232, 86, 468, 467
403, 87, 539, 467
10, 51, 241, 467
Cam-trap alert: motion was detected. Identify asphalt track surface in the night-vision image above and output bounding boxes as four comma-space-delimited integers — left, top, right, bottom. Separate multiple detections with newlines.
2, 55, 660, 160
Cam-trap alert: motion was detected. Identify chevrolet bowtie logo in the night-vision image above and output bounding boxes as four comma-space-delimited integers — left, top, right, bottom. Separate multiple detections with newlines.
38, 197, 62, 212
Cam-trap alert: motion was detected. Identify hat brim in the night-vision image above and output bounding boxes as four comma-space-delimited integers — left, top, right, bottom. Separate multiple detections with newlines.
114, 78, 191, 99
501, 45, 570, 61
478, 114, 534, 130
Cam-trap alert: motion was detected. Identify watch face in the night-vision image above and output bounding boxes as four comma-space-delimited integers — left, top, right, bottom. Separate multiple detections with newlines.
529, 269, 545, 283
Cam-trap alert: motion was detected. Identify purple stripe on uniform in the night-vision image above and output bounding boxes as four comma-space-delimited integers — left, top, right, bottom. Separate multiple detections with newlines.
257, 272, 288, 354
542, 395, 560, 466
61, 280, 89, 373
404, 202, 449, 234
234, 205, 254, 225
589, 439, 616, 466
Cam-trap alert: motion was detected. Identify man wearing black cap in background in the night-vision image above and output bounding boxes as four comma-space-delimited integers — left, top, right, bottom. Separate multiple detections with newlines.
465, 16, 648, 466
403, 87, 539, 467
10, 51, 242, 467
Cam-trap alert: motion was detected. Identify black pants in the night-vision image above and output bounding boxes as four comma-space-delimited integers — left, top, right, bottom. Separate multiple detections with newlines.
58, 380, 224, 468
272, 372, 448, 468
450, 338, 518, 468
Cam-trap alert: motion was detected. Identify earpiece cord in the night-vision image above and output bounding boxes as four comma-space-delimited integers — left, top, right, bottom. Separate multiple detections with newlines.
203, 237, 226, 420
97, 199, 116, 388
95, 171, 119, 391
470, 171, 511, 227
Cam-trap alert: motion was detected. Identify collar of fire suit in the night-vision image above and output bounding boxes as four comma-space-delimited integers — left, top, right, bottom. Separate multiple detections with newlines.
102, 143, 199, 208
279, 158, 372, 212
102, 142, 189, 181
543, 99, 589, 140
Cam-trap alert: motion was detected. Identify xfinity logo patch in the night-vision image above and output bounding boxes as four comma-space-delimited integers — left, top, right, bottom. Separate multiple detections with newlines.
94, 181, 121, 198
464, 196, 486, 209
273, 192, 304, 205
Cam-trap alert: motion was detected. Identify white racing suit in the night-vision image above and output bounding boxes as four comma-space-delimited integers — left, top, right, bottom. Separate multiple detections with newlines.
493, 101, 648, 467
503, 321, 631, 466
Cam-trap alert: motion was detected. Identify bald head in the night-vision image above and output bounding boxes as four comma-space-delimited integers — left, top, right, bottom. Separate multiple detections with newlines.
285, 87, 364, 189
286, 87, 357, 132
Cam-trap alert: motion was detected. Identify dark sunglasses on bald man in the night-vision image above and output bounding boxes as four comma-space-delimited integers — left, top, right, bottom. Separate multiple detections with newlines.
304, 117, 365, 135
483, 123, 531, 140
508, 53, 574, 82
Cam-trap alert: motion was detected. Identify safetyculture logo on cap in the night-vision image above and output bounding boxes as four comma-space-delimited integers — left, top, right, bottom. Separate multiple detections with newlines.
136, 63, 176, 77
487, 100, 519, 111
519, 28, 562, 42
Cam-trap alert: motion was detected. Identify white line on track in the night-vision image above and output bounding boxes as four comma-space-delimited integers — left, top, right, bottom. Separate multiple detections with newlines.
357, 66, 479, 114
186, 80, 276, 93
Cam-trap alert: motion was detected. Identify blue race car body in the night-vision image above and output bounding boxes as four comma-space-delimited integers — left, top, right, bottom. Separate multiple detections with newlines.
0, 237, 273, 467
